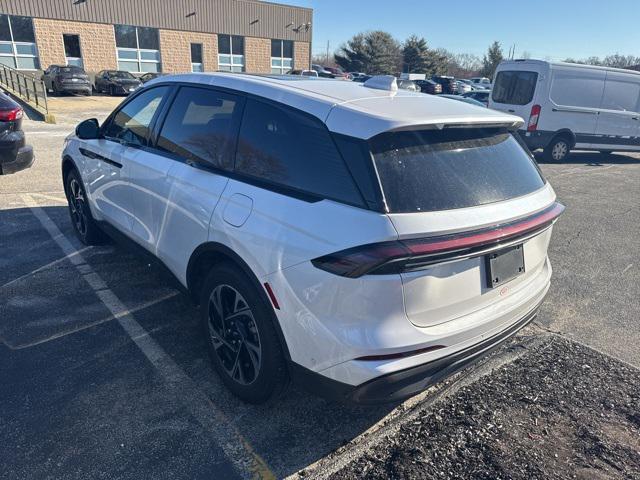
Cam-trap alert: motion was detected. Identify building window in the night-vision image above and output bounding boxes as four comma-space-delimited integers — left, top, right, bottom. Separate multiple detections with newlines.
191, 43, 203, 72
63, 34, 83, 68
218, 35, 244, 72
0, 15, 40, 70
271, 39, 293, 74
115, 25, 161, 73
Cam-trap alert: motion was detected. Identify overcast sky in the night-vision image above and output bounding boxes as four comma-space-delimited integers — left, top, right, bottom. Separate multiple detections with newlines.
267, 0, 640, 61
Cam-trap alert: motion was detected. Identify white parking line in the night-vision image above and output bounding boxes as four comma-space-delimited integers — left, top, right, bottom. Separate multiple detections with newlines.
21, 194, 275, 480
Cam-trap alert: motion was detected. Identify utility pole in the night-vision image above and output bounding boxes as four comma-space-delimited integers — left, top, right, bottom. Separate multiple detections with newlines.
326, 40, 330, 64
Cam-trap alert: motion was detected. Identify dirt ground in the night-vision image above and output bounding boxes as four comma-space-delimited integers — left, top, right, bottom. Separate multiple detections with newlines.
324, 336, 640, 480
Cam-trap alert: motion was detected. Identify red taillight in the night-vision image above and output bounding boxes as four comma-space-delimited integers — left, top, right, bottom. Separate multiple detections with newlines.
0, 107, 23, 122
312, 202, 565, 278
527, 104, 541, 132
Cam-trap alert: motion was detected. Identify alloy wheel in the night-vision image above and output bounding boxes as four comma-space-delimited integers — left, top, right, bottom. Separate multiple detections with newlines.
68, 178, 88, 237
208, 284, 262, 385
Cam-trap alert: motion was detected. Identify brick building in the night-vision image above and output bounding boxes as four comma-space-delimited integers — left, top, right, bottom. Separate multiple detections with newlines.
0, 0, 312, 75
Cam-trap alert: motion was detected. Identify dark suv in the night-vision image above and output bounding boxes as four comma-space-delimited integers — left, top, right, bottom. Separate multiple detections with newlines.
94, 71, 142, 96
42, 65, 92, 96
431, 75, 458, 95
0, 92, 33, 175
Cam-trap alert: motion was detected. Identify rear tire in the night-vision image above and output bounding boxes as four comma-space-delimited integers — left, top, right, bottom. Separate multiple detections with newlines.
109, 85, 117, 96
199, 263, 289, 404
64, 169, 106, 245
544, 136, 571, 162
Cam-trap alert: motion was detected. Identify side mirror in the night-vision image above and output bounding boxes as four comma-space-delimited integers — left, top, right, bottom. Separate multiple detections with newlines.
76, 118, 100, 140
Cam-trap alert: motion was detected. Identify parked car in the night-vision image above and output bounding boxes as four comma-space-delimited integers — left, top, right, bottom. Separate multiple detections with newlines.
463, 90, 490, 106
440, 94, 486, 108
287, 69, 319, 77
489, 59, 640, 161
455, 80, 472, 94
397, 79, 420, 92
311, 64, 333, 78
471, 76, 492, 88
351, 74, 372, 83
414, 79, 442, 95
0, 92, 33, 175
349, 72, 368, 81
94, 70, 142, 96
42, 65, 91, 96
139, 72, 165, 84
431, 75, 458, 94
322, 66, 350, 79
63, 73, 563, 404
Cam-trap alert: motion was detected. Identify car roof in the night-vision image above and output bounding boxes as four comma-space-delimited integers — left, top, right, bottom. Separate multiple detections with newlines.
146, 73, 522, 139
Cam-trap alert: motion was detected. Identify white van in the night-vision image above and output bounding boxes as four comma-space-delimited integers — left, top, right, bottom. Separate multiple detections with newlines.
489, 59, 640, 161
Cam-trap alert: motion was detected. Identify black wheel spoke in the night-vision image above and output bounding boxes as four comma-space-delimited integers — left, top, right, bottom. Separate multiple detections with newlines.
208, 284, 262, 385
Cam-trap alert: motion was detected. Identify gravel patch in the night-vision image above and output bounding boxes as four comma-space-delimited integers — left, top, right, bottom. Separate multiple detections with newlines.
327, 336, 640, 480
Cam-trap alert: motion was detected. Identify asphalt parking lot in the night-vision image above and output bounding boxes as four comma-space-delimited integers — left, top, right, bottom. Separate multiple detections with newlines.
1, 99, 639, 479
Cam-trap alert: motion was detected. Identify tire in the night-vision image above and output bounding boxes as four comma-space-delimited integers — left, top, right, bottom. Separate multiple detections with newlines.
544, 136, 571, 162
64, 169, 106, 245
109, 85, 117, 96
199, 263, 289, 404
85, 89, 92, 97
51, 83, 59, 96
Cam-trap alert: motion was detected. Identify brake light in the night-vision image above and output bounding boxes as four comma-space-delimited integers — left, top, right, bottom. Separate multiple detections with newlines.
527, 104, 541, 132
312, 202, 565, 278
0, 107, 23, 122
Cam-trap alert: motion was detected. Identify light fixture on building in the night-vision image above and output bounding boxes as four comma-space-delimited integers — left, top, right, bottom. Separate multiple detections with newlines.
249, 19, 260, 25
186, 11, 196, 18
72, 0, 87, 5
285, 22, 294, 29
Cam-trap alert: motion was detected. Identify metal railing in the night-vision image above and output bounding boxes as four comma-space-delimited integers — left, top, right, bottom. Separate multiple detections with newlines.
0, 63, 49, 117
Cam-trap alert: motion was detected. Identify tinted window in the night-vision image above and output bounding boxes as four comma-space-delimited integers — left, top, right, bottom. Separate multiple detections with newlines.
236, 99, 363, 206
549, 69, 605, 109
600, 76, 640, 112
63, 35, 82, 58
370, 128, 545, 213
190, 43, 203, 64
59, 66, 84, 74
137, 27, 159, 50
115, 25, 137, 48
282, 40, 293, 58
492, 71, 538, 105
157, 87, 241, 170
103, 87, 168, 146
232, 36, 244, 54
219, 35, 231, 54
9, 16, 35, 43
0, 15, 11, 42
271, 39, 281, 57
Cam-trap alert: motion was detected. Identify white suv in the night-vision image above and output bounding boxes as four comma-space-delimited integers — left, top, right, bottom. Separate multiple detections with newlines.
62, 73, 563, 404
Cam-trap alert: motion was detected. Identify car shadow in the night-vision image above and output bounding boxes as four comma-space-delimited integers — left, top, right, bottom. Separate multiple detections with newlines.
0, 205, 398, 478
534, 151, 639, 165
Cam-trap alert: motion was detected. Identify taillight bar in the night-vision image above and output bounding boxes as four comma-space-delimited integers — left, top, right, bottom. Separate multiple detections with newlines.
312, 202, 565, 278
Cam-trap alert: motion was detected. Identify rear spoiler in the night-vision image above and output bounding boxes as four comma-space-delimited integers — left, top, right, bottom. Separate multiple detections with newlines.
387, 119, 524, 133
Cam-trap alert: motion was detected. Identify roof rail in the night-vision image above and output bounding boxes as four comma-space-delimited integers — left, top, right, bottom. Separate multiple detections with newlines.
363, 75, 398, 92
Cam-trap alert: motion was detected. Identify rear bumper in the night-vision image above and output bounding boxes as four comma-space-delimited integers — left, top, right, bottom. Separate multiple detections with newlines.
0, 144, 33, 175
59, 83, 91, 94
518, 129, 555, 151
291, 297, 543, 405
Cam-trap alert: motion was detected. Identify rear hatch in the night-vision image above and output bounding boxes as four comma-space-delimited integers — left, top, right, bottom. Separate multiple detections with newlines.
370, 126, 559, 328
489, 64, 542, 126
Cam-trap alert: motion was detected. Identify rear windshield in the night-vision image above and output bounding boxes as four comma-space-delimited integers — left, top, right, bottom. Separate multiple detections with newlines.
59, 66, 84, 74
370, 128, 545, 213
492, 71, 538, 105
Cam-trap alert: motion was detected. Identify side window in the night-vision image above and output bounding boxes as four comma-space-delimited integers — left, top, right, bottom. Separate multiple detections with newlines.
235, 98, 364, 206
550, 69, 605, 109
492, 71, 537, 105
156, 86, 242, 170
600, 75, 640, 112
103, 86, 168, 146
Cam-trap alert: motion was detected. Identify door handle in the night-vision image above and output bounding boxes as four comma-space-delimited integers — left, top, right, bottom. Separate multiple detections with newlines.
632, 117, 639, 121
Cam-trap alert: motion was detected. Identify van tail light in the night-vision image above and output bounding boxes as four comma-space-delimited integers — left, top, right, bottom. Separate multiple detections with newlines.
527, 104, 541, 132
0, 107, 23, 122
312, 202, 565, 278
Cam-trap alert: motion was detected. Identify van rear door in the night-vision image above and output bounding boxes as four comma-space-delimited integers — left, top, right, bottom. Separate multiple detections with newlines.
490, 68, 540, 123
